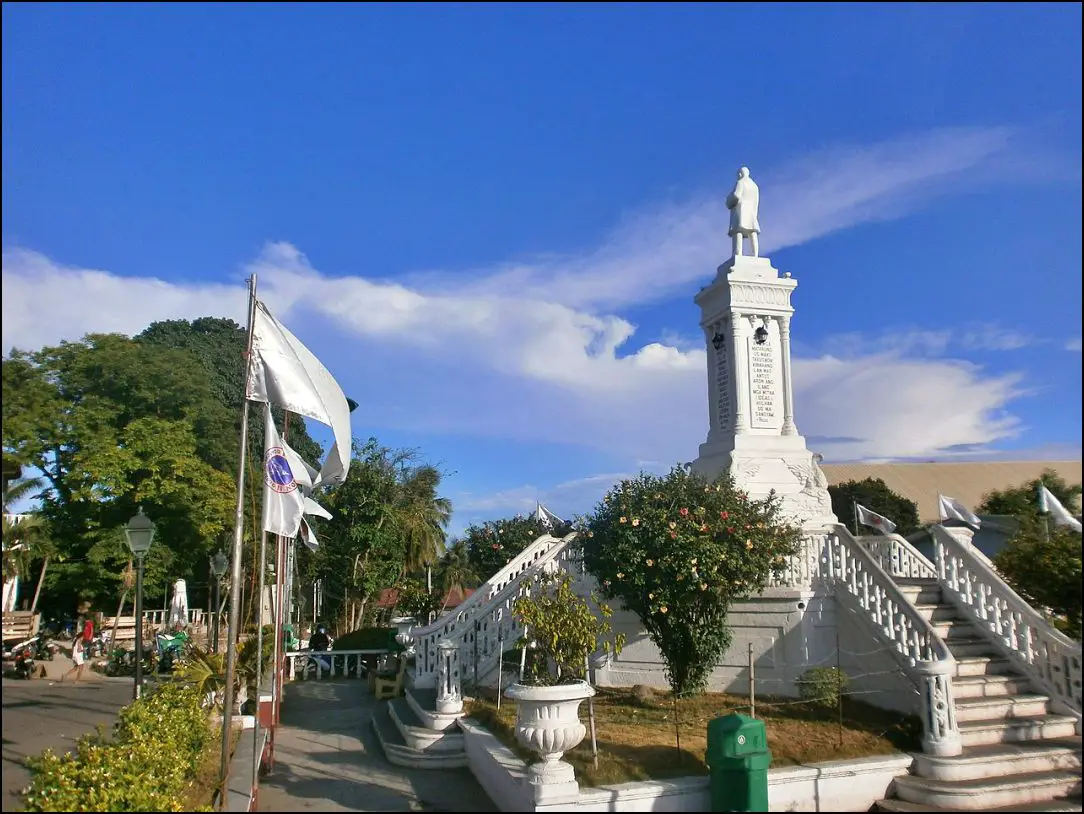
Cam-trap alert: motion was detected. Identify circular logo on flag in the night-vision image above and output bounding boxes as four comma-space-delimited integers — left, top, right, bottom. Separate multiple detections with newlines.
265, 446, 297, 494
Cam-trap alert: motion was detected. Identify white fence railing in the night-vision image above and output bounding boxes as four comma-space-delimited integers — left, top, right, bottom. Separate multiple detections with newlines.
828, 525, 961, 756
284, 648, 390, 681
932, 524, 1082, 726
859, 533, 938, 580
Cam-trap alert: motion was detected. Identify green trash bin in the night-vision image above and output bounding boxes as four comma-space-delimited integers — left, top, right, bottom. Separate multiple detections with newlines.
705, 713, 772, 812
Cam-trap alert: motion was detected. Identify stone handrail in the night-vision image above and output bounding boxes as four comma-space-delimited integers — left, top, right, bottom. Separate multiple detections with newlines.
769, 528, 831, 590
829, 525, 961, 756
284, 648, 389, 681
931, 524, 1082, 723
407, 535, 576, 689
411, 534, 578, 689
859, 533, 938, 580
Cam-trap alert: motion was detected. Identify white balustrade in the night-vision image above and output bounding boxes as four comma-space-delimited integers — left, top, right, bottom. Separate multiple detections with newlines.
932, 525, 1082, 724
829, 525, 961, 756
283, 648, 388, 681
859, 534, 938, 580
410, 533, 579, 689
436, 639, 463, 713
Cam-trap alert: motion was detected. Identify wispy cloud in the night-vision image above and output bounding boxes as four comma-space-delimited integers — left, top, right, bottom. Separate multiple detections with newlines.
1067, 337, 1082, 352
2, 125, 1051, 502
810, 323, 1040, 359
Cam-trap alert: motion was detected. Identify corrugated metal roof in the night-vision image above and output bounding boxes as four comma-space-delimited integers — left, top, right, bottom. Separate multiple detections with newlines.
820, 460, 1082, 523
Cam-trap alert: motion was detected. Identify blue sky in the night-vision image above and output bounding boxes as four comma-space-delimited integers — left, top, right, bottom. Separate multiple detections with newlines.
3, 4, 1081, 534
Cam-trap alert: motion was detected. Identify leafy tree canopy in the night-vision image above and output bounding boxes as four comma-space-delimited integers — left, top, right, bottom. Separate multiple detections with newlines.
583, 466, 800, 698
828, 478, 920, 537
463, 514, 571, 583
978, 469, 1081, 521
994, 521, 1082, 639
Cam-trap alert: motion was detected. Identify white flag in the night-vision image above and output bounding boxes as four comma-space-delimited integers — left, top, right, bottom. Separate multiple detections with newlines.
856, 504, 896, 535
536, 503, 565, 530
303, 496, 333, 521
938, 494, 982, 528
1039, 485, 1082, 533
299, 516, 320, 551
246, 300, 352, 486
262, 404, 306, 538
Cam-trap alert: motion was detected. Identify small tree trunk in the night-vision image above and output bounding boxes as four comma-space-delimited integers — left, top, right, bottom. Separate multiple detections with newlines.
29, 555, 50, 614
110, 588, 129, 651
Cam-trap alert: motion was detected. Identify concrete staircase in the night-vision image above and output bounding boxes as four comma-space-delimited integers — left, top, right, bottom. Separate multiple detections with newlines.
371, 677, 470, 769
874, 578, 1082, 812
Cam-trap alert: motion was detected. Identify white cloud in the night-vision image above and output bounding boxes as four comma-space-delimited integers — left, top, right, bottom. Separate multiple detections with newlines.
809, 323, 1039, 359
1067, 337, 1082, 352
2, 126, 1051, 500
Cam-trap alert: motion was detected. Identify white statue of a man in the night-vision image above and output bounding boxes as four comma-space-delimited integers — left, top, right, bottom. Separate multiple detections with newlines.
726, 166, 760, 258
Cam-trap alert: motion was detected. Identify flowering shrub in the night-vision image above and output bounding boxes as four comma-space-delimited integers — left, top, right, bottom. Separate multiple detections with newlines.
583, 466, 800, 698
512, 572, 625, 685
22, 681, 216, 812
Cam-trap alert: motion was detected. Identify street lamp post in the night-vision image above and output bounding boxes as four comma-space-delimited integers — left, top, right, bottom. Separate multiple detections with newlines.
125, 507, 156, 701
210, 550, 228, 654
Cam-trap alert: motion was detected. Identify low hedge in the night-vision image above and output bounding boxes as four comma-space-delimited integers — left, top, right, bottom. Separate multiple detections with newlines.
332, 626, 396, 651
22, 681, 217, 812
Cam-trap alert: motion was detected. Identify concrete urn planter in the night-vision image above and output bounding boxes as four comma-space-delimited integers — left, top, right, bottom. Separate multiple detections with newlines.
504, 680, 596, 796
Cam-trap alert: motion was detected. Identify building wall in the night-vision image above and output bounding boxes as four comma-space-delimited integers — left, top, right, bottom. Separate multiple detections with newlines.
820, 460, 1082, 523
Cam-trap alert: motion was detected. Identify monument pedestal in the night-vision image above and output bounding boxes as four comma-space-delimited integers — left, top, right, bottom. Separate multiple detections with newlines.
691, 255, 836, 529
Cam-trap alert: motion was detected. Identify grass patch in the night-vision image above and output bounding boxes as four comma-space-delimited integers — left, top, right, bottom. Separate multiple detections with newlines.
465, 686, 921, 788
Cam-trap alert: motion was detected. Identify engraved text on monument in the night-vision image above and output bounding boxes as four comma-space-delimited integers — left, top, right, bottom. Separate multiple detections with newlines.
748, 339, 780, 429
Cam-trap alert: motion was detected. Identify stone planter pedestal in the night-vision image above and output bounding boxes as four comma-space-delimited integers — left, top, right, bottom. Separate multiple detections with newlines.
504, 680, 595, 803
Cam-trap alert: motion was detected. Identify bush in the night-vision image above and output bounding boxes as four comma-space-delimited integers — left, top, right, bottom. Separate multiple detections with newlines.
332, 626, 397, 651
798, 667, 848, 708
584, 466, 801, 698
22, 681, 216, 812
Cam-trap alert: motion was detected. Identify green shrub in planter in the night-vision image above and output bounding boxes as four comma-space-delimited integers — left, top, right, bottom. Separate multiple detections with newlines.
798, 666, 848, 708
22, 682, 216, 812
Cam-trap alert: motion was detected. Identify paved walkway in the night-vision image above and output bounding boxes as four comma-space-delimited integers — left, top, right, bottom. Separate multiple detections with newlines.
258, 680, 497, 813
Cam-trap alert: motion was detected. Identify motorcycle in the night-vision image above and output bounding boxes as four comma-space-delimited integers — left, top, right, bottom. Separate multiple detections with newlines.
12, 643, 36, 679
156, 629, 189, 674
32, 634, 59, 661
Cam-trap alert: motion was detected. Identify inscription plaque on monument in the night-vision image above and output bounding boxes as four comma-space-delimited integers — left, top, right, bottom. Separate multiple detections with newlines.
747, 338, 780, 429
715, 346, 731, 429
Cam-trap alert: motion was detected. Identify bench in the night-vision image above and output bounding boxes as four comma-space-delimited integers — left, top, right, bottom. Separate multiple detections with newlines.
2, 611, 40, 643
100, 615, 145, 646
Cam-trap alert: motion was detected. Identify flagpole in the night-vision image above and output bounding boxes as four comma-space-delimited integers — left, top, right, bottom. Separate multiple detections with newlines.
220, 273, 258, 803
252, 529, 268, 792
853, 502, 859, 537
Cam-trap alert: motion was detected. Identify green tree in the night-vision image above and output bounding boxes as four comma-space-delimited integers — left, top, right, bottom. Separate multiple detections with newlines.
828, 478, 920, 536
394, 576, 445, 623
584, 466, 800, 698
2, 476, 53, 585
436, 539, 479, 603
982, 470, 1082, 640
978, 470, 1081, 521
2, 335, 235, 613
994, 522, 1082, 639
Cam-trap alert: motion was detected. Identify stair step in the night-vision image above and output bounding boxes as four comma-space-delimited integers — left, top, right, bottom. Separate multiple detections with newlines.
913, 737, 1083, 781
931, 621, 979, 638
389, 698, 465, 753
955, 656, 1016, 677
959, 715, 1080, 747
893, 769, 1082, 811
371, 704, 468, 769
953, 694, 1051, 723
953, 674, 1033, 699
947, 637, 1002, 658
916, 604, 966, 622
875, 795, 1082, 812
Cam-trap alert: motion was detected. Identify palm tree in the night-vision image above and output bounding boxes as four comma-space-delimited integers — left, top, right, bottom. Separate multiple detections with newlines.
437, 539, 478, 612
394, 464, 452, 583
2, 476, 53, 612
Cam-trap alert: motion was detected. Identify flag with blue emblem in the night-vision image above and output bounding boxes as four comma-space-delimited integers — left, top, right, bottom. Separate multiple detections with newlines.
262, 404, 307, 538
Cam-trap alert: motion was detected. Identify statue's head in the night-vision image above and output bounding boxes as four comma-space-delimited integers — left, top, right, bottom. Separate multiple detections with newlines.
812, 452, 823, 464
738, 166, 750, 179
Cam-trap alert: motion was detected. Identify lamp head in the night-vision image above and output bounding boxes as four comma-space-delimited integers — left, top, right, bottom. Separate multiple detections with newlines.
754, 325, 769, 345
711, 331, 726, 352
124, 506, 156, 557
210, 550, 229, 578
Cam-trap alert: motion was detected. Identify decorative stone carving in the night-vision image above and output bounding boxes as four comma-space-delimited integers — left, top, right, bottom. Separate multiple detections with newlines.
729, 283, 791, 307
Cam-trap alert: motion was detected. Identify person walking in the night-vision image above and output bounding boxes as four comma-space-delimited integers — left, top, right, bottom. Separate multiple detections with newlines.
54, 632, 87, 684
